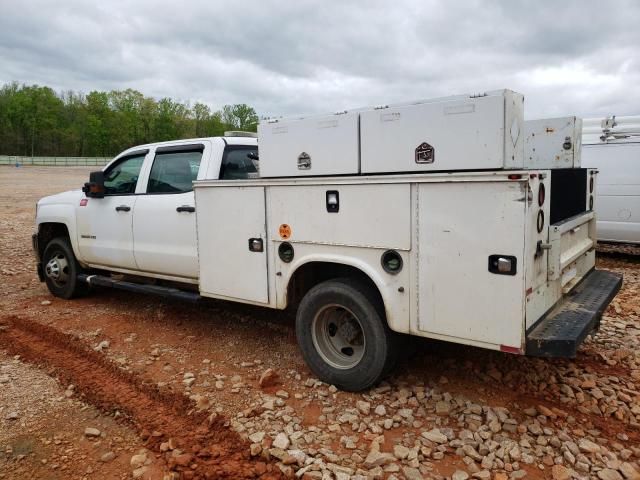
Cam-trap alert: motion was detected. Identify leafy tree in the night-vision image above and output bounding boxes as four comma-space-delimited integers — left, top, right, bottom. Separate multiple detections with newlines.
8, 85, 64, 156
154, 98, 191, 141
222, 104, 259, 131
85, 91, 112, 156
193, 102, 211, 137
193, 102, 226, 137
0, 82, 261, 156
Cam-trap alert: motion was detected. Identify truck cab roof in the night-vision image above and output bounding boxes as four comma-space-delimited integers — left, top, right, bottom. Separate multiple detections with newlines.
116, 135, 257, 158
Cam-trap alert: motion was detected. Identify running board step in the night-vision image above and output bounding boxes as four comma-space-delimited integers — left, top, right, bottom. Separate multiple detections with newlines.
526, 269, 622, 358
78, 274, 201, 303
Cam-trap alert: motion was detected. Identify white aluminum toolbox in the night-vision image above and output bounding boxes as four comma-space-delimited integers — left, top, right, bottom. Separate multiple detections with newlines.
258, 111, 359, 177
257, 89, 525, 177
360, 90, 524, 173
525, 116, 582, 169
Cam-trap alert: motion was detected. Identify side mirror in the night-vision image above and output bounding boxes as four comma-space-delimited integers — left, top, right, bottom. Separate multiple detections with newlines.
82, 171, 105, 198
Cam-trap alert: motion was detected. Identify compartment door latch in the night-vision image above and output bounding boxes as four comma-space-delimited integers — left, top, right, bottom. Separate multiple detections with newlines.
488, 255, 517, 275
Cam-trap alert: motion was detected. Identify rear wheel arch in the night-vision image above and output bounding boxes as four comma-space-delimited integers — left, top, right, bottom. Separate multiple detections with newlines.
285, 260, 385, 313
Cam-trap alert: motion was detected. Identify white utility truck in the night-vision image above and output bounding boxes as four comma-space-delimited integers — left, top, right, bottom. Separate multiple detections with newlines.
33, 89, 622, 391
582, 115, 640, 244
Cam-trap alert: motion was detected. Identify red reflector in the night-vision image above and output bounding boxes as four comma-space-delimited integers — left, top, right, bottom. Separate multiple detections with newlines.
500, 345, 523, 355
508, 174, 522, 180
80, 199, 88, 206
538, 183, 546, 206
526, 287, 533, 296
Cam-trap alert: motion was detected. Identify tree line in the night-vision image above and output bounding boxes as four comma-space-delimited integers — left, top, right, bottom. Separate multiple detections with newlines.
0, 82, 259, 157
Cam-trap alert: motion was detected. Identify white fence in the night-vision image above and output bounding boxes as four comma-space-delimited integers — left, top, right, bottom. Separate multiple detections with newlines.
0, 156, 112, 167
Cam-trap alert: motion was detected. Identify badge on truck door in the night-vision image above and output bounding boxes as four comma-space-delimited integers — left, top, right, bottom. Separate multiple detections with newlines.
415, 142, 435, 164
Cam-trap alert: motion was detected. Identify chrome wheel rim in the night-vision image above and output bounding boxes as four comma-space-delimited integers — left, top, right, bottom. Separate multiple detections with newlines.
45, 252, 69, 287
311, 304, 365, 369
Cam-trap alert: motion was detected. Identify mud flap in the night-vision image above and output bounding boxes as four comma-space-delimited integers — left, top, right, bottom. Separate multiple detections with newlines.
32, 233, 44, 282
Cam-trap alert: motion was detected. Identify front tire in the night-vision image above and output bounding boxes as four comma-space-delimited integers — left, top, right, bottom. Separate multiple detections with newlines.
296, 278, 397, 391
42, 237, 88, 299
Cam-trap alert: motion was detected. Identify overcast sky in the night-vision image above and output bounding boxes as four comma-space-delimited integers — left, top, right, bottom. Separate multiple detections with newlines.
1, 0, 638, 119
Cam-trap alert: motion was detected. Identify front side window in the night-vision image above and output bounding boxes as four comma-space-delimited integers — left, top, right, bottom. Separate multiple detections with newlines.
103, 154, 145, 195
147, 150, 203, 194
220, 146, 258, 180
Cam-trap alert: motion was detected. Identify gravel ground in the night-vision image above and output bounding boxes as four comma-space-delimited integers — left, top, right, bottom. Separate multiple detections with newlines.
1, 165, 639, 480
0, 351, 146, 480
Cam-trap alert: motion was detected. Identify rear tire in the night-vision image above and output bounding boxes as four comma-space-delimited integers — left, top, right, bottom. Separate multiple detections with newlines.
296, 278, 397, 391
42, 237, 88, 299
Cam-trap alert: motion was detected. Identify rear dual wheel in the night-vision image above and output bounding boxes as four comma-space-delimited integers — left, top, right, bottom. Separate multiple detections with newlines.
296, 278, 398, 391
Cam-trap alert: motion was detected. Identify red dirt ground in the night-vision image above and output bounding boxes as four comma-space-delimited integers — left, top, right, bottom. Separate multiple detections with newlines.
0, 315, 283, 480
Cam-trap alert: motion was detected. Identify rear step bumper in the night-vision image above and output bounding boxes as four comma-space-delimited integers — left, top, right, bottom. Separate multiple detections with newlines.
78, 274, 201, 303
526, 269, 622, 358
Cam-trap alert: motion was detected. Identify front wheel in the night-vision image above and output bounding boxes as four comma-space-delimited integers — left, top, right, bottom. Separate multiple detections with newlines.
296, 278, 397, 391
42, 237, 88, 299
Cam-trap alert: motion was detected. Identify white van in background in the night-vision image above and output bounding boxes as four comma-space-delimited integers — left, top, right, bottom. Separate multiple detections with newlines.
582, 115, 640, 244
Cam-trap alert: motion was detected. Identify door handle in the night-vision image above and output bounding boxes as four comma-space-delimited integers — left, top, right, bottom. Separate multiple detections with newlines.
176, 205, 196, 213
115, 205, 131, 212
248, 238, 264, 252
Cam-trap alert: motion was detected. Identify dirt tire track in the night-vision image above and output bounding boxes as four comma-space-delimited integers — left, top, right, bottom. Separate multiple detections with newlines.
0, 315, 284, 479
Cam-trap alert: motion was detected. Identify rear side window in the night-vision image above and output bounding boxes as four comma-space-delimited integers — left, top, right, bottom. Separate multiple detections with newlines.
104, 154, 145, 195
147, 150, 203, 194
220, 146, 258, 180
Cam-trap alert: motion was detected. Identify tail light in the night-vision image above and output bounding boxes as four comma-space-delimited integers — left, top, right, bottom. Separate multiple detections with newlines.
537, 210, 545, 233
538, 183, 546, 206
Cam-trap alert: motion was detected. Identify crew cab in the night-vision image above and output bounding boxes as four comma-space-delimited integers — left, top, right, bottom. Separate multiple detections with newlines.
34, 135, 258, 287
33, 90, 623, 391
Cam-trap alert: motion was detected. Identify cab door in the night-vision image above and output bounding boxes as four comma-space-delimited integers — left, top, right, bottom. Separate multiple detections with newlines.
76, 150, 148, 269
132, 144, 205, 279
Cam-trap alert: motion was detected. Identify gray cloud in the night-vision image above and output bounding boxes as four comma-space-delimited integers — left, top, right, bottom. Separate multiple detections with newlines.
1, 0, 638, 120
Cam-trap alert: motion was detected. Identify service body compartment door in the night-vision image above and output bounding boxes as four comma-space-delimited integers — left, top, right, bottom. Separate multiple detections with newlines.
268, 184, 411, 249
195, 186, 269, 304
417, 180, 526, 349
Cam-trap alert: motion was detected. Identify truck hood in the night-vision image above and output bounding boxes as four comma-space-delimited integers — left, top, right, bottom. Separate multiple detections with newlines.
38, 189, 84, 207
